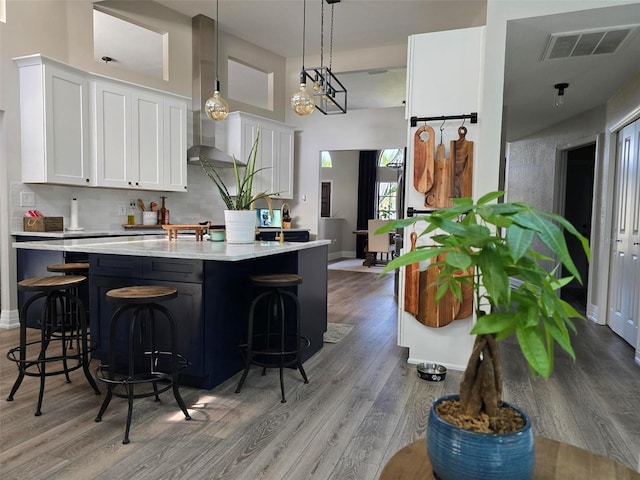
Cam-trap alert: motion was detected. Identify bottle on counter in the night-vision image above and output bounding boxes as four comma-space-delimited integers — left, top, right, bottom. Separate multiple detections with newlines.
158, 196, 170, 225
127, 201, 136, 225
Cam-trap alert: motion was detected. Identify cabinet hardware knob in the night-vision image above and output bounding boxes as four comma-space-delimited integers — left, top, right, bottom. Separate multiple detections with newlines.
85, 178, 90, 183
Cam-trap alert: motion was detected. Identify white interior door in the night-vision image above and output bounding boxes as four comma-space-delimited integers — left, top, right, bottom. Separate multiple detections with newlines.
609, 119, 640, 346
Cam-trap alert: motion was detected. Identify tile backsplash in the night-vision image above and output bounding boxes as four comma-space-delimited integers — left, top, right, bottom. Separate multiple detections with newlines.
11, 164, 232, 232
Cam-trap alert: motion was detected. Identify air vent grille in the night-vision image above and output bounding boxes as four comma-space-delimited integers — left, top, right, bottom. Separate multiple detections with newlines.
543, 25, 638, 60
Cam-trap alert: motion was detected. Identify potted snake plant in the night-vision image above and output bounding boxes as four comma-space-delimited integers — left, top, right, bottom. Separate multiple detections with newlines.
199, 130, 272, 243
380, 191, 590, 479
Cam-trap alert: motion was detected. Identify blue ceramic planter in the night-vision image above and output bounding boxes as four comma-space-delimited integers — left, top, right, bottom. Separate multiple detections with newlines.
427, 394, 535, 480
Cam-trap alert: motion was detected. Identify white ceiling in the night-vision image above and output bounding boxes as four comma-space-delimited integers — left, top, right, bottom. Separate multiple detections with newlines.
97, 1, 640, 139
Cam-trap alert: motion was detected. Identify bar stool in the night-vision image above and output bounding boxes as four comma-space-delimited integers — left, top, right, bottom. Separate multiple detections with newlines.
6, 275, 100, 416
94, 285, 191, 444
235, 274, 310, 403
47, 262, 90, 347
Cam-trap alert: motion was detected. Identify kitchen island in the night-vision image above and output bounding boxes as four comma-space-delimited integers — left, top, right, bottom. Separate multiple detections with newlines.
13, 236, 330, 389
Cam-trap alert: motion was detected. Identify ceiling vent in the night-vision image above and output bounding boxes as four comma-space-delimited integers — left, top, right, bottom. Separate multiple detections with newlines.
542, 25, 639, 60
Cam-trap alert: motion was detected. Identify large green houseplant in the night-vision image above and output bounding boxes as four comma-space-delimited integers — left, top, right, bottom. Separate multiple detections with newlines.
380, 191, 590, 479
199, 131, 272, 243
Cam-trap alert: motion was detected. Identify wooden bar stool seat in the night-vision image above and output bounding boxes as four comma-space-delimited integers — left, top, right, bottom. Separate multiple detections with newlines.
46, 262, 90, 274
6, 275, 100, 416
235, 273, 310, 403
95, 285, 191, 444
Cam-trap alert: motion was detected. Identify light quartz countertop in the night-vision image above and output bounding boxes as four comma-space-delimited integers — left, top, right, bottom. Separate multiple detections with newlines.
11, 229, 165, 238
13, 236, 331, 262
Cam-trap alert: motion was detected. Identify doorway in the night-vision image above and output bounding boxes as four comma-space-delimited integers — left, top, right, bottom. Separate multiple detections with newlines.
559, 143, 596, 311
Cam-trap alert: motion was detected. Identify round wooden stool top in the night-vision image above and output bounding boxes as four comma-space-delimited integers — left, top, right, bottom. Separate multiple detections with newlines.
106, 285, 178, 304
18, 275, 87, 291
47, 262, 89, 273
250, 273, 303, 288
379, 437, 640, 480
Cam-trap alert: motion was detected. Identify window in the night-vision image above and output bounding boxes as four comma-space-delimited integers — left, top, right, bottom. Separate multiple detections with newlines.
378, 148, 403, 168
321, 151, 332, 168
376, 149, 403, 219
377, 182, 397, 219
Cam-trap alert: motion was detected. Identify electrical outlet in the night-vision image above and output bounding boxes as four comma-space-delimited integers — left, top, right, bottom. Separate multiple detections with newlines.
118, 205, 127, 216
20, 191, 35, 207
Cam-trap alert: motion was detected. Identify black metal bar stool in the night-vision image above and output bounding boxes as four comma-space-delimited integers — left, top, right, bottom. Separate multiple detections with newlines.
47, 262, 90, 347
94, 285, 191, 444
6, 275, 100, 416
235, 274, 310, 403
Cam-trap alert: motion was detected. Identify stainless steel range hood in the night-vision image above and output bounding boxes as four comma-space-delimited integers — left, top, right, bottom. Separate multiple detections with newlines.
187, 14, 242, 167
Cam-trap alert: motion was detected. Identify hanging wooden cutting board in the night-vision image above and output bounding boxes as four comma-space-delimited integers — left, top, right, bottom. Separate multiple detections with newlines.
416, 254, 460, 328
425, 141, 452, 208
404, 231, 419, 316
413, 125, 435, 193
450, 126, 474, 199
454, 266, 474, 320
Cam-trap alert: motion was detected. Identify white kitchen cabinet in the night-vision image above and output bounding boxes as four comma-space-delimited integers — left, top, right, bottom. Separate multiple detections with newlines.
163, 97, 188, 192
221, 112, 294, 199
91, 77, 187, 192
15, 55, 92, 186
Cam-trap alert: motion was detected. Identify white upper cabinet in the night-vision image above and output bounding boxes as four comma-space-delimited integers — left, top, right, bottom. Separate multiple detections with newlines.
91, 77, 187, 192
15, 54, 188, 192
15, 55, 92, 186
220, 112, 294, 199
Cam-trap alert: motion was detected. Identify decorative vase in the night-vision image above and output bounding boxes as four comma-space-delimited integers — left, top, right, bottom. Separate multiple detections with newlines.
224, 210, 256, 244
427, 394, 535, 480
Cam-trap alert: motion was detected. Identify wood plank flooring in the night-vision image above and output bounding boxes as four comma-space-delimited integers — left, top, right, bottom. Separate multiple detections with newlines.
1, 270, 639, 479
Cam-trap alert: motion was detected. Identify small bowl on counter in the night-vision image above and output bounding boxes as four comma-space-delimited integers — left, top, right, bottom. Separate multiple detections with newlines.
416, 363, 447, 382
208, 230, 225, 242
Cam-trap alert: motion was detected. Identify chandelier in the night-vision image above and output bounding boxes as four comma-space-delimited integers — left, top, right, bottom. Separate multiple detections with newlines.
292, 0, 347, 116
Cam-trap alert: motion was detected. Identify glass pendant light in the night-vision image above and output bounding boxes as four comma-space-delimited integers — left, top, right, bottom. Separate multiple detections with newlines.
205, 0, 229, 121
291, 0, 315, 116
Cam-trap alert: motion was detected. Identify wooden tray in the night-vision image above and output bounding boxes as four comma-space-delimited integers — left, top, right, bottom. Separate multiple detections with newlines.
122, 224, 163, 229
162, 224, 208, 241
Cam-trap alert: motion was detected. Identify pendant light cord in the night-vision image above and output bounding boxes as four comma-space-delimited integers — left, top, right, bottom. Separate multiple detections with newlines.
215, 0, 220, 89
302, 0, 307, 70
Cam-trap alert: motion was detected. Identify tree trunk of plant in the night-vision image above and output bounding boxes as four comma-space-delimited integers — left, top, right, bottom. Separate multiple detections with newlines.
459, 334, 503, 417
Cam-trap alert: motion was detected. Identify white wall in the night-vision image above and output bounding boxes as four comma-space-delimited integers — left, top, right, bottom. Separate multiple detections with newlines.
505, 106, 606, 322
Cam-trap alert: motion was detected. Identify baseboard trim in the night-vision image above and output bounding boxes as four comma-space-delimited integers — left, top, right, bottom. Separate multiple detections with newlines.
0, 309, 19, 329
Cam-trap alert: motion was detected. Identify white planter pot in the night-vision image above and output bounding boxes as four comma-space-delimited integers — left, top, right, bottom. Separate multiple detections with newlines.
224, 210, 256, 244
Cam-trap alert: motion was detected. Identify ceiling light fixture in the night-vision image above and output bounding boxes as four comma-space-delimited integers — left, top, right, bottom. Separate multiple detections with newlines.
205, 0, 229, 121
291, 0, 315, 116
304, 0, 347, 114
554, 82, 569, 107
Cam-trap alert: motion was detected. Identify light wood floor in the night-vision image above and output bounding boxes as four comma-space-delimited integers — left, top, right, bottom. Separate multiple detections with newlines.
1, 270, 639, 479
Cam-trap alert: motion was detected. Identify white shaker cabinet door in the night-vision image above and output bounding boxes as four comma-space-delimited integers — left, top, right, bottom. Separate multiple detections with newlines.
132, 89, 164, 190
163, 97, 188, 192
16, 55, 91, 186
92, 80, 131, 188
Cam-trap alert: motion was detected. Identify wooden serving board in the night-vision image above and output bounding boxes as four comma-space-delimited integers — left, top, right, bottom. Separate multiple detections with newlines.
413, 125, 435, 193
162, 224, 208, 241
425, 142, 452, 208
450, 126, 474, 199
416, 253, 460, 328
122, 224, 163, 229
404, 232, 420, 316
